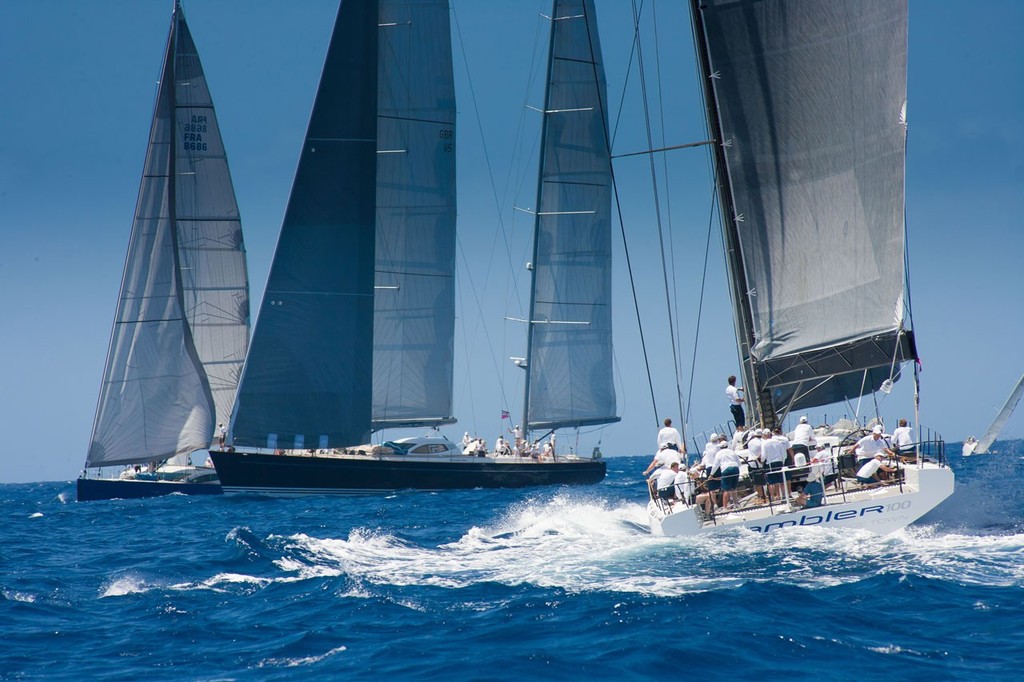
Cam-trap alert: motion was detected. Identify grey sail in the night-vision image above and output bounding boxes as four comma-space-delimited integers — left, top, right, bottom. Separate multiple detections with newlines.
86, 2, 249, 469
523, 0, 618, 432
975, 373, 1024, 454
373, 0, 457, 430
230, 0, 379, 450
693, 0, 915, 415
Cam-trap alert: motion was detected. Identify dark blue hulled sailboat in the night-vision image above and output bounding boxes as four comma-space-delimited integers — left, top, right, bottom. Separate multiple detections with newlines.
210, 0, 608, 495
78, 2, 249, 501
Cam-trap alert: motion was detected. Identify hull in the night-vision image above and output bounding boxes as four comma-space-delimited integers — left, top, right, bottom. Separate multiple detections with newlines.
76, 477, 222, 502
210, 450, 606, 495
649, 464, 954, 536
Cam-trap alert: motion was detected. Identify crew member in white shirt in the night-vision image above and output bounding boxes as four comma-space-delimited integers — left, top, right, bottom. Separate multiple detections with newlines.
847, 426, 894, 467
713, 440, 742, 509
761, 427, 793, 501
792, 416, 816, 448
891, 419, 914, 455
655, 462, 680, 502
726, 375, 745, 427
855, 454, 896, 485
657, 418, 683, 453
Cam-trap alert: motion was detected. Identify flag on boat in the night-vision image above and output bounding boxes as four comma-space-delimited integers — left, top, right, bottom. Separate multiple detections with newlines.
501, 410, 510, 420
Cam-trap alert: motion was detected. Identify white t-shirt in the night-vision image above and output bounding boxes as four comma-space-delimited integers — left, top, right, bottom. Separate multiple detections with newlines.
855, 435, 889, 457
657, 449, 682, 468
726, 385, 743, 406
792, 422, 815, 446
892, 426, 913, 449
746, 436, 763, 463
656, 467, 678, 490
857, 458, 883, 479
701, 449, 717, 471
657, 426, 682, 450
761, 435, 790, 465
674, 471, 695, 499
713, 447, 741, 471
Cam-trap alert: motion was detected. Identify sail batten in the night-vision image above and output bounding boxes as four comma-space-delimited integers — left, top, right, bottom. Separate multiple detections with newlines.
86, 4, 249, 469
523, 0, 617, 433
695, 0, 914, 415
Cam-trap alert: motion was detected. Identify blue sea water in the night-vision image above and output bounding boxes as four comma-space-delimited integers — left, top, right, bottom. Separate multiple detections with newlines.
2, 445, 1023, 681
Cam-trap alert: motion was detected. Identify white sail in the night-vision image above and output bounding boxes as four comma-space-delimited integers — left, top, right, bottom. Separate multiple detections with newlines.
973, 374, 1024, 454
86, 3, 249, 469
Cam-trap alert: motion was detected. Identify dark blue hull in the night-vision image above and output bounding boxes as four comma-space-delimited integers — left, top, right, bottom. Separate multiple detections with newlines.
209, 451, 606, 495
76, 477, 223, 502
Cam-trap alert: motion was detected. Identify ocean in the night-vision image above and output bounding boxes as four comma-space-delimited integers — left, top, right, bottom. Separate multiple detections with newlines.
2, 445, 1022, 681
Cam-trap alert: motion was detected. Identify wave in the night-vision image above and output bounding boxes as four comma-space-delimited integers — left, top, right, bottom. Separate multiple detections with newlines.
202, 493, 1024, 600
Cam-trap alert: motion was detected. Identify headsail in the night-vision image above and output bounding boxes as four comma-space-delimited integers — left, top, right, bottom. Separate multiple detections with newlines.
373, 0, 457, 430
692, 0, 915, 416
86, 2, 249, 469
230, 0, 379, 451
523, 0, 618, 432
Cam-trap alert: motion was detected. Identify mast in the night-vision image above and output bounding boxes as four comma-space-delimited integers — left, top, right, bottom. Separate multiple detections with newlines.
520, 1, 561, 438
687, 0, 774, 429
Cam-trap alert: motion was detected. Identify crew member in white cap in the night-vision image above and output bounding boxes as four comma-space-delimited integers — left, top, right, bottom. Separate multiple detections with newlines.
847, 426, 894, 468
791, 416, 815, 448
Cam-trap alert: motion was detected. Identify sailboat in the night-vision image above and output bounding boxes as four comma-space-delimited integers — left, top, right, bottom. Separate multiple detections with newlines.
77, 1, 250, 501
209, 0, 605, 495
647, 0, 954, 536
963, 373, 1024, 456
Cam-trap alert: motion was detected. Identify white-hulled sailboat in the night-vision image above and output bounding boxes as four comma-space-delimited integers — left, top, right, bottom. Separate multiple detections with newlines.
963, 373, 1024, 456
647, 0, 954, 536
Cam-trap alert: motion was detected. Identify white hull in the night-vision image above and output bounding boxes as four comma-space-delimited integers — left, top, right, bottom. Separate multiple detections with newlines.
649, 464, 954, 537
962, 440, 979, 457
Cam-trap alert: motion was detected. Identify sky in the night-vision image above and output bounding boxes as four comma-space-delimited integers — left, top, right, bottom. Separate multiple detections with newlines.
1, 0, 1021, 483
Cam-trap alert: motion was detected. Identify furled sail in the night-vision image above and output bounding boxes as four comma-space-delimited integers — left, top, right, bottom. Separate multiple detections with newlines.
693, 0, 916, 413
86, 2, 249, 469
230, 0, 379, 450
523, 0, 619, 431
373, 0, 457, 429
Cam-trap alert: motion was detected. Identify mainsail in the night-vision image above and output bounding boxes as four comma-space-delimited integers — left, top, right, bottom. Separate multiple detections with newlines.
691, 0, 916, 418
373, 0, 457, 429
522, 0, 619, 432
230, 0, 379, 451
86, 2, 250, 469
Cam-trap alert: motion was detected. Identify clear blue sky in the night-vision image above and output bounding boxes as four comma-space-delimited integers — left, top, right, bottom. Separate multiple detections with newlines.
1, 0, 1021, 483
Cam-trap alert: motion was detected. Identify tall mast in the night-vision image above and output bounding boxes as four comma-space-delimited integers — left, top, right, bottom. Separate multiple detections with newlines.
687, 0, 775, 429
521, 1, 561, 438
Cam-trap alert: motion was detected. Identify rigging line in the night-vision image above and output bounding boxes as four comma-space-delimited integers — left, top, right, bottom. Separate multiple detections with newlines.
577, 0, 659, 424
609, 0, 644, 147
450, 1, 532, 421
631, 0, 683, 429
610, 140, 715, 158
685, 183, 719, 428
649, 0, 686, 433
